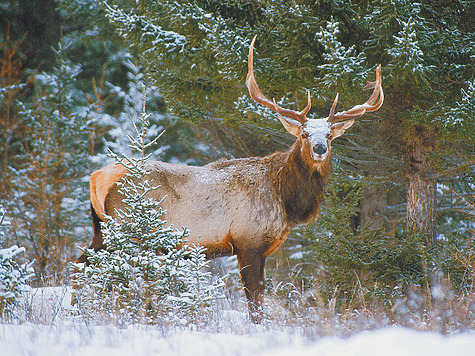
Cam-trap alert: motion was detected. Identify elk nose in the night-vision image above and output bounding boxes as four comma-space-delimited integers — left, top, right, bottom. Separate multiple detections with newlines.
313, 143, 327, 156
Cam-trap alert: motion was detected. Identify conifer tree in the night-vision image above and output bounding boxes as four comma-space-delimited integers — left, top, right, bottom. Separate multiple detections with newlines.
0, 205, 34, 320
73, 87, 224, 325
4, 46, 93, 279
359, 1, 473, 243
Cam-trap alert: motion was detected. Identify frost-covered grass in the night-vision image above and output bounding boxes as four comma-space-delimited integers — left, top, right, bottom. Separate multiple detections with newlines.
0, 286, 474, 356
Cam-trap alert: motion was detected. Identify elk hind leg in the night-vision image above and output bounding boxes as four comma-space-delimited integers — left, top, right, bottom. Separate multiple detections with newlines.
72, 204, 105, 305
76, 204, 105, 264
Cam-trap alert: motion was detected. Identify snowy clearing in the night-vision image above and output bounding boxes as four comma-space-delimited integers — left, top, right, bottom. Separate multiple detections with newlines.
2, 320, 474, 356
0, 287, 473, 356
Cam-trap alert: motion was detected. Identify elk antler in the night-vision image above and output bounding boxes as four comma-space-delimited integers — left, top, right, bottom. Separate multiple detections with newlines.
246, 35, 311, 125
328, 64, 384, 123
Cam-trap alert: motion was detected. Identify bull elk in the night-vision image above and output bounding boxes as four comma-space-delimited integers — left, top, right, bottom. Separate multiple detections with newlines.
77, 36, 383, 323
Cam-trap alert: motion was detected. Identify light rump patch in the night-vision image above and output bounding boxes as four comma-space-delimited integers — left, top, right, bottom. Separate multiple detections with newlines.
90, 161, 127, 221
263, 229, 289, 257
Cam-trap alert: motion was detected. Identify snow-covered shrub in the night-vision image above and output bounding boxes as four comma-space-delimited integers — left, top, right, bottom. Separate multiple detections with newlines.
72, 92, 224, 325
172, 243, 227, 324
0, 206, 34, 319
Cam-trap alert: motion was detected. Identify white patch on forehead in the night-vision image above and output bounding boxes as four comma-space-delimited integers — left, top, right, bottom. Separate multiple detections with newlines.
304, 118, 331, 138
303, 118, 332, 162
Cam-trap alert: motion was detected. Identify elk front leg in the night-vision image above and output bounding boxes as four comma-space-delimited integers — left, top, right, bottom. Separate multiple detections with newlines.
237, 250, 266, 323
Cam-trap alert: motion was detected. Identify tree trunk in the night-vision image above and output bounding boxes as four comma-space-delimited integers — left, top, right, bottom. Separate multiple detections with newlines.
407, 172, 436, 243
405, 126, 437, 310
406, 127, 436, 245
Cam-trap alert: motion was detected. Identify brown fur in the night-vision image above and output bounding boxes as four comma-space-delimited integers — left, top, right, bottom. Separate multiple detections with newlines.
276, 139, 331, 226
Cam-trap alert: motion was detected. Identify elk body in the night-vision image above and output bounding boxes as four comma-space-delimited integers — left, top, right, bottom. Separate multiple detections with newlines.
78, 36, 384, 323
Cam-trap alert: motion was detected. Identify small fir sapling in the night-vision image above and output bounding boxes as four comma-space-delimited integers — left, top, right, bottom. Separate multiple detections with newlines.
0, 205, 34, 319
72, 87, 224, 324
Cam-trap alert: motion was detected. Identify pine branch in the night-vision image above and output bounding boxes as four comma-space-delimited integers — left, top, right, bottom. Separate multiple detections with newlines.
344, 138, 405, 165
428, 160, 475, 179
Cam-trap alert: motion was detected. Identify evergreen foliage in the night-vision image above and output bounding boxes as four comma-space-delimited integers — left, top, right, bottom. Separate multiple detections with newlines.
293, 170, 474, 315
86, 0, 475, 313
3, 47, 93, 279
314, 18, 368, 95
72, 91, 224, 325
90, 59, 209, 166
0, 0, 472, 321
0, 205, 34, 320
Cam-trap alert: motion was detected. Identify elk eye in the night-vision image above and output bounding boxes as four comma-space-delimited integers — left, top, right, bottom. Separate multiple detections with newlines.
327, 134, 333, 140
301, 132, 309, 139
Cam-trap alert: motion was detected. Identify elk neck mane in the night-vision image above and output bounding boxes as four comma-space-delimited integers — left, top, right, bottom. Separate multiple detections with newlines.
267, 138, 331, 227
205, 136, 331, 228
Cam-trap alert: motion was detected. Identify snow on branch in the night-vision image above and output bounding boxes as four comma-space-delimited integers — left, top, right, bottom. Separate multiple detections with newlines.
104, 4, 187, 52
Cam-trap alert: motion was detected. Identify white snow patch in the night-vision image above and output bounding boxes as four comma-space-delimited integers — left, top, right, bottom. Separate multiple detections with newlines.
1, 321, 473, 356
195, 167, 230, 185
1, 287, 473, 356
269, 328, 475, 356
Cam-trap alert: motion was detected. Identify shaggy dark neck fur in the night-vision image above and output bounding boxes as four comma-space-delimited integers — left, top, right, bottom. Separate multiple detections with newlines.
270, 139, 332, 227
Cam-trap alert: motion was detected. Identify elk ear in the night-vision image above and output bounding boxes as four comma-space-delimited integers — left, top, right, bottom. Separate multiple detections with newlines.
277, 114, 301, 137
331, 119, 354, 139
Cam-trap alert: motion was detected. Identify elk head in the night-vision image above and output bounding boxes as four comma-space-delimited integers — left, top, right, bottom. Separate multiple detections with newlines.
246, 36, 384, 163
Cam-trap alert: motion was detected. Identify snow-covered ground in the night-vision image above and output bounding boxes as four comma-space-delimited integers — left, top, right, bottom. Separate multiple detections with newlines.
0, 287, 474, 356
2, 322, 474, 356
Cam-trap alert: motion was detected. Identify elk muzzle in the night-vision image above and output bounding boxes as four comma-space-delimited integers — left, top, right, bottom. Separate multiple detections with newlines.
313, 143, 327, 156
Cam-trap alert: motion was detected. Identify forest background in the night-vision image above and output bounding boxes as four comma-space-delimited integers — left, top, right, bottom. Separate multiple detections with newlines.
0, 0, 473, 328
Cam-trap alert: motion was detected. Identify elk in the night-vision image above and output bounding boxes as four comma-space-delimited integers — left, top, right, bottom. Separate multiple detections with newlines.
77, 36, 384, 323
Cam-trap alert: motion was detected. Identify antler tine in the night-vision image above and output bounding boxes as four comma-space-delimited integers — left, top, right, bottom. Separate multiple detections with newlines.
246, 35, 310, 125
327, 93, 339, 123
330, 64, 384, 122
301, 90, 312, 117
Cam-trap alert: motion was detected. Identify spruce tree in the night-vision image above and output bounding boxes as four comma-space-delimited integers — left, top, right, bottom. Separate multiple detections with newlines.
72, 87, 224, 325
4, 47, 93, 279
0, 205, 34, 320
